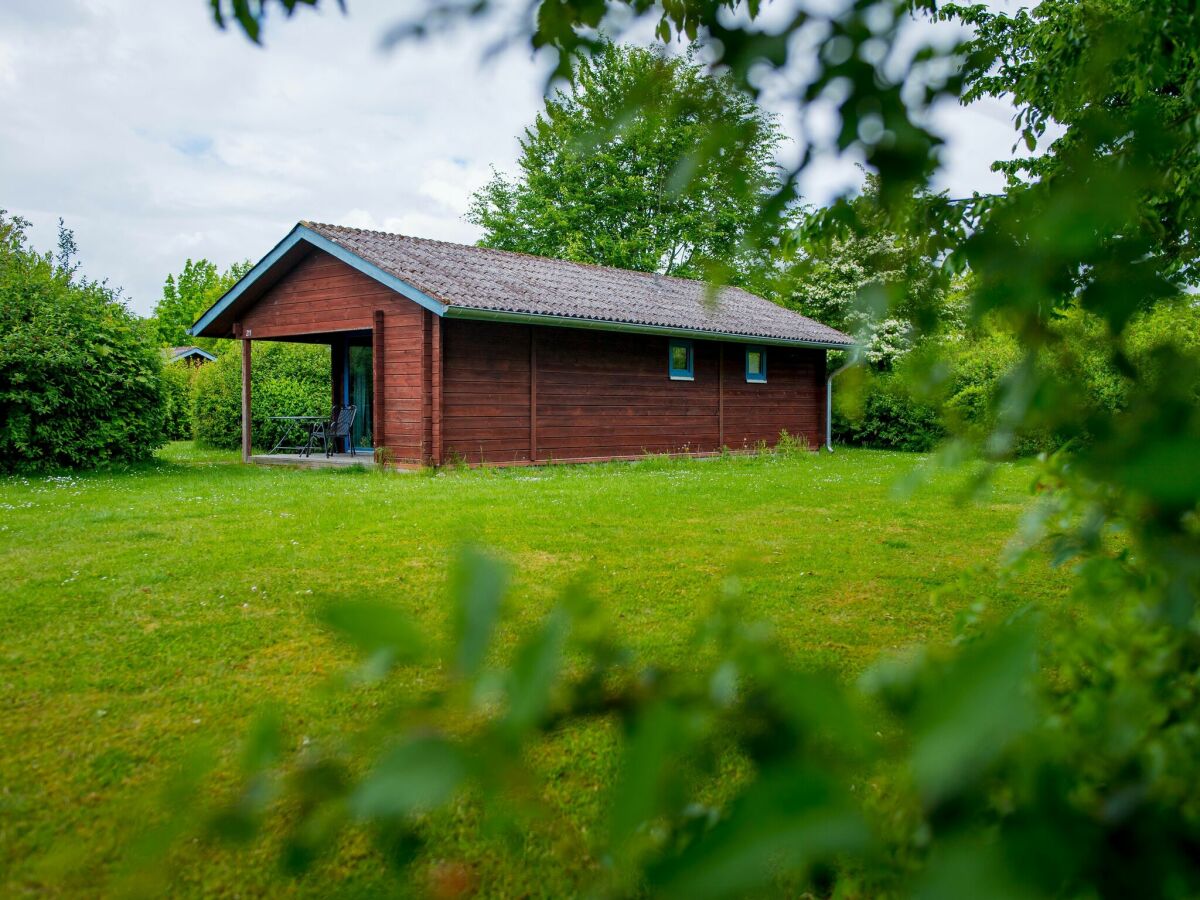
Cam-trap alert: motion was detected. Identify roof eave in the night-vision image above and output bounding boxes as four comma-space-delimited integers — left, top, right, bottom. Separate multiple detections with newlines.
188, 223, 447, 338
442, 306, 855, 350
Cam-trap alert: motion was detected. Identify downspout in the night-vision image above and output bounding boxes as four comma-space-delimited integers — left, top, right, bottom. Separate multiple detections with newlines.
825, 350, 861, 452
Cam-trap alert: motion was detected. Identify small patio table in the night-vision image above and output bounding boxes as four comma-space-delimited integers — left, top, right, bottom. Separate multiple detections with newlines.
267, 415, 326, 456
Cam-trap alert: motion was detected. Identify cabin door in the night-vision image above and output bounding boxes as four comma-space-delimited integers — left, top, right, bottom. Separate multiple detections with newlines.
343, 344, 373, 452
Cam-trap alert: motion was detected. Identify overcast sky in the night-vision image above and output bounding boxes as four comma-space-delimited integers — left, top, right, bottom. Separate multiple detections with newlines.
0, 1, 1023, 316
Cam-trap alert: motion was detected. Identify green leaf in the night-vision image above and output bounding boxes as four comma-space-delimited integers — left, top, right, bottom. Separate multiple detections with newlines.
648, 767, 870, 899
910, 620, 1038, 806
450, 545, 507, 679
241, 708, 282, 774
504, 606, 569, 734
1114, 437, 1200, 506
916, 838, 1037, 900
350, 737, 467, 819
232, 0, 261, 43
608, 701, 686, 853
319, 600, 423, 663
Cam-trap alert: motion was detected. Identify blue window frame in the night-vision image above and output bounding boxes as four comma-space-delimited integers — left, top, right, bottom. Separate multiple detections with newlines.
745, 345, 767, 383
668, 339, 694, 380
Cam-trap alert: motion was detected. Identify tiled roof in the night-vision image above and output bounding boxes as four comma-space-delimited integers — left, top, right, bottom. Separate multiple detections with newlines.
302, 222, 852, 347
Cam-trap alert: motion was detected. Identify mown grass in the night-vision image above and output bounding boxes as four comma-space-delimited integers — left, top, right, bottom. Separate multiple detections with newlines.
0, 443, 1073, 896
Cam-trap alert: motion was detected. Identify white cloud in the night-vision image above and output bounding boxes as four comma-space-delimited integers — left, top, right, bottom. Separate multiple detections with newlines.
1, 1, 1029, 315
0, 1, 545, 314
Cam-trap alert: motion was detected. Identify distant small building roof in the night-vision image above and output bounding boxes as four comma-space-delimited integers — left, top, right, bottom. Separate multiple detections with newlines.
190, 221, 854, 349
167, 346, 216, 363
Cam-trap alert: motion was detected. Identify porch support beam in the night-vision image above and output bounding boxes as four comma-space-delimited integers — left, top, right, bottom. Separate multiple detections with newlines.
238, 325, 252, 463
421, 310, 432, 464
331, 335, 344, 411
373, 310, 385, 456
432, 316, 443, 466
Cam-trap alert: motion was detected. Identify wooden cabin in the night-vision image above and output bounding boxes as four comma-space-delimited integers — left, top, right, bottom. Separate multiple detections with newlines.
189, 222, 853, 467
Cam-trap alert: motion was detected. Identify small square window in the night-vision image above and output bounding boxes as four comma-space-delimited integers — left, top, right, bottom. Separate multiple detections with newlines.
745, 346, 767, 383
669, 339, 694, 380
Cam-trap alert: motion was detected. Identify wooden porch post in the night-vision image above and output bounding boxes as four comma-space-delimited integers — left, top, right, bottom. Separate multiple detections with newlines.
373, 310, 385, 454
239, 326, 252, 463
372, 312, 386, 453
432, 316, 443, 466
421, 311, 432, 463
331, 335, 344, 412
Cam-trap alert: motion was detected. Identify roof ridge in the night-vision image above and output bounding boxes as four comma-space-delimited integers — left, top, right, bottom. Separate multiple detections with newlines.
301, 220, 758, 297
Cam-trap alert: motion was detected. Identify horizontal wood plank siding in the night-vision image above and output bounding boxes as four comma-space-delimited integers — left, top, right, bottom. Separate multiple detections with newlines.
441, 321, 824, 465
541, 329, 720, 460
241, 249, 426, 463
722, 345, 825, 451
442, 320, 533, 464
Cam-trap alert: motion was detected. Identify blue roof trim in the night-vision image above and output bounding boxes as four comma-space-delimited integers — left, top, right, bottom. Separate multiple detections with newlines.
188, 224, 447, 336
171, 347, 217, 362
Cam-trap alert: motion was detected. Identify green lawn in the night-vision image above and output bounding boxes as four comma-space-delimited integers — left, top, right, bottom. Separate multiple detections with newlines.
0, 443, 1073, 896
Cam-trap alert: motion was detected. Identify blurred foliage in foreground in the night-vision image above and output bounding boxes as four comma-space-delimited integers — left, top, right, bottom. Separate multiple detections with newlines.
154, 544, 1199, 897
186, 0, 1200, 894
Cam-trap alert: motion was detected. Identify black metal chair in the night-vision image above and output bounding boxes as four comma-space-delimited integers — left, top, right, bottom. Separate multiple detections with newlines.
304, 406, 336, 457
315, 405, 357, 457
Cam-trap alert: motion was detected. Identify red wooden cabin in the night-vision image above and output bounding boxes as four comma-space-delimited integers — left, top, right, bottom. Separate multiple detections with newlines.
190, 222, 853, 467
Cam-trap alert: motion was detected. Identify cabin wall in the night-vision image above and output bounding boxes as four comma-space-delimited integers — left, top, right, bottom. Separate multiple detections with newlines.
535, 326, 722, 460
440, 319, 826, 465
720, 343, 826, 451
442, 320, 533, 463
238, 249, 426, 463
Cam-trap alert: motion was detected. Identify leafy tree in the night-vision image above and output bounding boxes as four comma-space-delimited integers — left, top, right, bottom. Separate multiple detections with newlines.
948, 0, 1200, 285
153, 257, 250, 351
782, 178, 954, 370
0, 212, 165, 471
467, 41, 786, 285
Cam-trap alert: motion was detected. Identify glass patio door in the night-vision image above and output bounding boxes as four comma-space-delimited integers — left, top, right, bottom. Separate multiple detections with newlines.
345, 345, 373, 451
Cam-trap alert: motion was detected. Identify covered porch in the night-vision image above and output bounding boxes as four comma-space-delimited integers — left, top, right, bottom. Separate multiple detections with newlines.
187, 229, 451, 468
236, 321, 384, 467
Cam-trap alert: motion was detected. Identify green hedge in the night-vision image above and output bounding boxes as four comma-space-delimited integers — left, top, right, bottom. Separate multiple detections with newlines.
191, 342, 331, 450
832, 368, 944, 452
833, 302, 1200, 455
161, 363, 196, 441
0, 215, 166, 472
